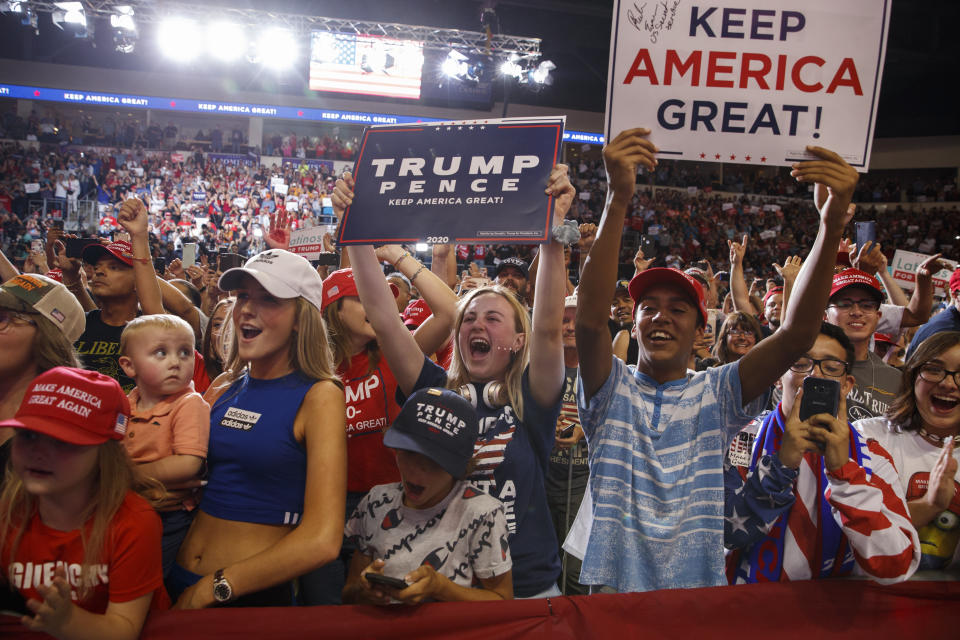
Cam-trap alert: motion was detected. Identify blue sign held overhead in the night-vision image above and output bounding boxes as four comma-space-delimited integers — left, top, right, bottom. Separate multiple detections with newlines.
337, 117, 565, 245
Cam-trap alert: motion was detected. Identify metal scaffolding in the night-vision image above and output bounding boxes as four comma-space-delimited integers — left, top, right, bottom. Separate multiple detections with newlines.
17, 1, 543, 57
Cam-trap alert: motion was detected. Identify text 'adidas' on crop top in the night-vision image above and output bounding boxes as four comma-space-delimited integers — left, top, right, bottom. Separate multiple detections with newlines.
201, 372, 314, 525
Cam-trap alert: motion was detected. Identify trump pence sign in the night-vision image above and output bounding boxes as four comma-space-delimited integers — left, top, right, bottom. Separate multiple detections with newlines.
336, 117, 565, 245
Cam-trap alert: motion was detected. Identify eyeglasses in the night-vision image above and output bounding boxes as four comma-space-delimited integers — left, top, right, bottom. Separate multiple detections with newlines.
727, 329, 756, 338
827, 299, 880, 313
0, 310, 38, 332
918, 364, 960, 387
789, 356, 849, 377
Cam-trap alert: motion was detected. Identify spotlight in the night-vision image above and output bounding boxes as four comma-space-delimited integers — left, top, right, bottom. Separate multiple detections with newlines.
257, 28, 297, 70
530, 60, 555, 86
2, 1, 37, 32
111, 6, 137, 54
208, 22, 245, 62
158, 18, 201, 62
415, 243, 429, 252
52, 2, 91, 39
500, 54, 523, 78
441, 49, 485, 83
442, 50, 468, 78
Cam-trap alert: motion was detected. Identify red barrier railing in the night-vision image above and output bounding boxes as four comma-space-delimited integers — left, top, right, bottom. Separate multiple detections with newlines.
2, 580, 957, 639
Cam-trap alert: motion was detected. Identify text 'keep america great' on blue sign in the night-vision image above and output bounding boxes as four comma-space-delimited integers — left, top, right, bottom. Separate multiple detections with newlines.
336, 116, 565, 245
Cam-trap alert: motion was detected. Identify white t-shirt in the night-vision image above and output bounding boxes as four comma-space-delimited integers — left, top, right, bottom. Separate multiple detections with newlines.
855, 416, 960, 577
345, 481, 513, 594
876, 303, 905, 336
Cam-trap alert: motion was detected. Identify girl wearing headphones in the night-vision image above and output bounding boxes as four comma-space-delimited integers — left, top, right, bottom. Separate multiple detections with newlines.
336, 165, 573, 598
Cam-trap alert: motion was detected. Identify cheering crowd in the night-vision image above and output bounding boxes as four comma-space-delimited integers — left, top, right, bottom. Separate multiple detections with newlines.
1, 124, 959, 639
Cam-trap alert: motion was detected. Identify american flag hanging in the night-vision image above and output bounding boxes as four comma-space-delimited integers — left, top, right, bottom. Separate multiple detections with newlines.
310, 32, 424, 100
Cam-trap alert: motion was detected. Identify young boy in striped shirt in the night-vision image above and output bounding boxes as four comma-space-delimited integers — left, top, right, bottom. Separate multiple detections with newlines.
572, 128, 858, 592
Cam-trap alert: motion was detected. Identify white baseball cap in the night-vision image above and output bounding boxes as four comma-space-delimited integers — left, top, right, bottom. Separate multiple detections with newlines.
218, 249, 325, 313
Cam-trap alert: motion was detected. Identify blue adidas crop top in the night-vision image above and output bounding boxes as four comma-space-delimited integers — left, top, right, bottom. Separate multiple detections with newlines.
201, 372, 314, 525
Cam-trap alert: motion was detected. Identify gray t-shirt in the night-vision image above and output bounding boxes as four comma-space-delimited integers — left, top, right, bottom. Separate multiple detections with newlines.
846, 351, 903, 422
345, 480, 512, 593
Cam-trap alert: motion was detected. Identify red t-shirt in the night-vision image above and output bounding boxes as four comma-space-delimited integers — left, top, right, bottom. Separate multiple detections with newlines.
193, 350, 211, 394
339, 350, 402, 493
2, 491, 169, 613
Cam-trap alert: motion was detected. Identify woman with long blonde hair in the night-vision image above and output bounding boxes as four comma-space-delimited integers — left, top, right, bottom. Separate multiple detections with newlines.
338, 165, 573, 599
169, 249, 347, 608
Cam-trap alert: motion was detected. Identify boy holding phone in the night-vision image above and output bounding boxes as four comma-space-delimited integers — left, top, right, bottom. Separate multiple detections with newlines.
724, 322, 919, 584
343, 388, 513, 605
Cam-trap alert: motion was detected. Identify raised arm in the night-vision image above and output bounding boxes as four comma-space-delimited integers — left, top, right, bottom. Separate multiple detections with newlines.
576, 129, 658, 398
901, 252, 944, 327
737, 147, 858, 405
54, 240, 96, 312
117, 198, 164, 316
773, 255, 803, 325
430, 242, 459, 290
157, 278, 201, 337
853, 241, 909, 306
332, 174, 426, 395
528, 164, 575, 409
729, 235, 758, 316
375, 243, 458, 360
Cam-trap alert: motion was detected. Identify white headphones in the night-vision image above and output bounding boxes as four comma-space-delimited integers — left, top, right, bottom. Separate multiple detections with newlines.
457, 381, 507, 410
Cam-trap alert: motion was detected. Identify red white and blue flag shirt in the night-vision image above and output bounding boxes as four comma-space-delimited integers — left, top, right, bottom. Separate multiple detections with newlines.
725, 406, 920, 584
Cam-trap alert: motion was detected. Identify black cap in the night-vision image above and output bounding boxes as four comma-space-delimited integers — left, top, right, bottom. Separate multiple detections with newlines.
494, 257, 529, 280
383, 388, 479, 478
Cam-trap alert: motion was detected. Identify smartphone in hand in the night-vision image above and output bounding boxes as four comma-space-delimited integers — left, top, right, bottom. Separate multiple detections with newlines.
364, 573, 408, 590
855, 221, 877, 253
64, 237, 99, 259
799, 377, 841, 422
640, 235, 656, 257
182, 243, 197, 268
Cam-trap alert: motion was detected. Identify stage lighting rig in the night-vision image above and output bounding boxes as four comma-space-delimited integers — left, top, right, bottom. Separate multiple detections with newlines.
529, 59, 555, 87
157, 17, 200, 62
110, 5, 136, 53
257, 27, 297, 71
500, 53, 523, 79
52, 1, 91, 39
441, 49, 485, 84
1, 0, 38, 33
207, 22, 245, 62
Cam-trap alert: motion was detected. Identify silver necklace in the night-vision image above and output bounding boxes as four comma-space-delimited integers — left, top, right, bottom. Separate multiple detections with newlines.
917, 427, 960, 447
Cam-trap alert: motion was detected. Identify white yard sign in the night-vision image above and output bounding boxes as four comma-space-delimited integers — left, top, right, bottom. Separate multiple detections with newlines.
891, 250, 957, 298
605, 0, 891, 170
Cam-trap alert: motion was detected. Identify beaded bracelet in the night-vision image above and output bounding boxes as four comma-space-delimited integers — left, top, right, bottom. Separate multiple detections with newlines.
410, 264, 426, 282
392, 251, 412, 269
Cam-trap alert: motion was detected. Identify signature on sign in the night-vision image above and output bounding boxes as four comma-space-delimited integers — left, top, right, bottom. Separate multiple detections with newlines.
627, 0, 682, 44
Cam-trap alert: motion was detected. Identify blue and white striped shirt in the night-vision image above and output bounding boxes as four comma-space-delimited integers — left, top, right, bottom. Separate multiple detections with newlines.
576, 356, 768, 592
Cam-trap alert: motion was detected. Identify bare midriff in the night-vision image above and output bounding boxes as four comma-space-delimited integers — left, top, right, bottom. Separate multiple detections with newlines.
176, 510, 292, 575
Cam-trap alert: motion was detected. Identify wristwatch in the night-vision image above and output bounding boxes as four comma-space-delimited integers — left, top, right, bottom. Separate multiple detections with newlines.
213, 569, 234, 604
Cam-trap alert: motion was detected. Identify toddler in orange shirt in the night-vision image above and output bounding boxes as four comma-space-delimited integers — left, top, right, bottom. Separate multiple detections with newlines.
118, 314, 210, 579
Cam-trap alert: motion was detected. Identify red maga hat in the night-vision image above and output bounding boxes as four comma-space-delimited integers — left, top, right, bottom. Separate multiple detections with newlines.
0, 367, 130, 445
830, 268, 883, 303
628, 267, 708, 325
